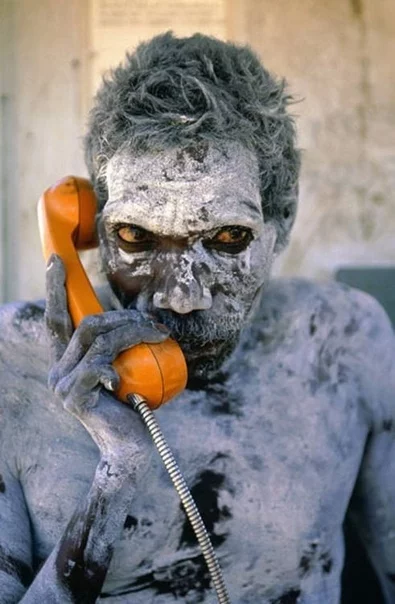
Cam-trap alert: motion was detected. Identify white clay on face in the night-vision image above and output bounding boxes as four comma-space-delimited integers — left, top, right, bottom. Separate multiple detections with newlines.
100, 141, 277, 346
152, 249, 213, 315
103, 142, 264, 239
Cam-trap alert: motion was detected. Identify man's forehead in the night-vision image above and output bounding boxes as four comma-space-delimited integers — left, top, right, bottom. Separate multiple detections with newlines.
103, 141, 263, 235
106, 141, 258, 185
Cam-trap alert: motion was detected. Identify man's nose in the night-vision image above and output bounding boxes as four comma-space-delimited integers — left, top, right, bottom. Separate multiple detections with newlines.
152, 260, 212, 315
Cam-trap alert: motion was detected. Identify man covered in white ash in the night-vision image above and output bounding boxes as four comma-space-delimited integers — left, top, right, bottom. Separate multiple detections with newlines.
0, 32, 394, 604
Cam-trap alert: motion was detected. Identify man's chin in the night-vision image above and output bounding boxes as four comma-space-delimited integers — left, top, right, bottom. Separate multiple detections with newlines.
181, 339, 237, 385
142, 307, 243, 382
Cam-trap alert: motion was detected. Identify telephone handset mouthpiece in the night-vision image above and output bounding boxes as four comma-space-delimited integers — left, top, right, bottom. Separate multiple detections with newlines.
37, 175, 187, 409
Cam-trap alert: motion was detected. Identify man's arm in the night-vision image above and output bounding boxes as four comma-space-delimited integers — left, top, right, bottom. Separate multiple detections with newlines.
348, 431, 395, 603
0, 408, 146, 604
19, 393, 151, 603
0, 457, 33, 603
346, 290, 395, 603
0, 255, 171, 602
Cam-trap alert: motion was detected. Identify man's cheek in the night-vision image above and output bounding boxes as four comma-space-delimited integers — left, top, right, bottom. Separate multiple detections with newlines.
106, 258, 154, 308
212, 253, 266, 300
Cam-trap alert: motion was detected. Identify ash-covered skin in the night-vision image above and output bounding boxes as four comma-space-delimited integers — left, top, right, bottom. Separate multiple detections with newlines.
0, 280, 395, 603
0, 31, 395, 604
98, 141, 277, 381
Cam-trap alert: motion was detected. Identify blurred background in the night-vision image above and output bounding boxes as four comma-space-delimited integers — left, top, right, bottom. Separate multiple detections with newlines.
0, 0, 394, 303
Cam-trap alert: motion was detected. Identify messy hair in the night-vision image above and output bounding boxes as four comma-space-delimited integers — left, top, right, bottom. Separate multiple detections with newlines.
84, 32, 300, 250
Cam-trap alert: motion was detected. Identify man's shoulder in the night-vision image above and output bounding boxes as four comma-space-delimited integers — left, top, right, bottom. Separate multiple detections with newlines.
255, 276, 394, 379
0, 299, 46, 346
261, 277, 393, 333
0, 300, 48, 414
257, 277, 395, 427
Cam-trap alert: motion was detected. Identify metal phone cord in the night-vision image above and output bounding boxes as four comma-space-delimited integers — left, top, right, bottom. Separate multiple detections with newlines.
130, 394, 231, 604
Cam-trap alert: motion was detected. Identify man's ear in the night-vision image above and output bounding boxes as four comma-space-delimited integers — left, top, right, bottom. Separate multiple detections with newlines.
272, 193, 298, 255
91, 175, 109, 214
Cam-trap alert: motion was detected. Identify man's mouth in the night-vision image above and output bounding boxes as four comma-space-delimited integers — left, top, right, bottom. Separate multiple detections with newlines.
151, 308, 239, 353
121, 298, 245, 379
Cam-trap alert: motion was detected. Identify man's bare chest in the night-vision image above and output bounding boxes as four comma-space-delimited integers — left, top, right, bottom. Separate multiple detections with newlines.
19, 348, 368, 601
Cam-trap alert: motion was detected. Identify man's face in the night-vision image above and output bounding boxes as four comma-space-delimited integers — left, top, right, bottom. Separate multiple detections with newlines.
98, 141, 277, 379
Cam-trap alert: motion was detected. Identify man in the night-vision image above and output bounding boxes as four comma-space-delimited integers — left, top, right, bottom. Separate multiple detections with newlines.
0, 32, 394, 603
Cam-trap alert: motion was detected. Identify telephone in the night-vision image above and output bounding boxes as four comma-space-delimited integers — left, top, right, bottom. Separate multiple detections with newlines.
37, 175, 187, 409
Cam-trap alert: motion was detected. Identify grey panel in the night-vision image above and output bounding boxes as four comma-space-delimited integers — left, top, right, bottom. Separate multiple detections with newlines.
335, 267, 395, 328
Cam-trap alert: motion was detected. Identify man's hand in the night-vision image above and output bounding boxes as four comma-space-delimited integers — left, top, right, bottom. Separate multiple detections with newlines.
14, 254, 173, 603
44, 254, 169, 463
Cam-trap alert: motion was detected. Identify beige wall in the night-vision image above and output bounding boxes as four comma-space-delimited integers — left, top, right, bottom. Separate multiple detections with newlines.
241, 0, 395, 280
0, 0, 90, 301
1, 0, 394, 301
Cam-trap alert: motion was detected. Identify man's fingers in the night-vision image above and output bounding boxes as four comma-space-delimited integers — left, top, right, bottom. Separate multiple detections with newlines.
98, 366, 120, 393
53, 362, 119, 413
49, 318, 170, 394
53, 313, 169, 379
86, 322, 170, 362
53, 312, 137, 376
45, 254, 73, 361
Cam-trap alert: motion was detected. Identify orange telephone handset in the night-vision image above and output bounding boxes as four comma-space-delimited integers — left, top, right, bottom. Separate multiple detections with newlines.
37, 176, 187, 409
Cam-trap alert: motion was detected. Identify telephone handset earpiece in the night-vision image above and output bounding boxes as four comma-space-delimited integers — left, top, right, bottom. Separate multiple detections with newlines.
37, 175, 187, 409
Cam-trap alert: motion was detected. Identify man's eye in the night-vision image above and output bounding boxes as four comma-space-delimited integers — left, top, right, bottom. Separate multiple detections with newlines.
205, 226, 253, 254
116, 225, 155, 251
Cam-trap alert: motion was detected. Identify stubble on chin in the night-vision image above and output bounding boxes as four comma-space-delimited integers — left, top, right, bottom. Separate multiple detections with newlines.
150, 309, 243, 384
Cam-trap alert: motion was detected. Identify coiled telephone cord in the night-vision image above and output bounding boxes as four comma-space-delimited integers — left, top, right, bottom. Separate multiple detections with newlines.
130, 394, 231, 604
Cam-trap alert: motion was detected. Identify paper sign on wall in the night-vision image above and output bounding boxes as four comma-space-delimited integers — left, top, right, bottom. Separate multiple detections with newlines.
90, 0, 227, 94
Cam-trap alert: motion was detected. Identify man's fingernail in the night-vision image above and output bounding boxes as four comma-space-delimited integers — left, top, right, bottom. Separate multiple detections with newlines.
103, 378, 115, 391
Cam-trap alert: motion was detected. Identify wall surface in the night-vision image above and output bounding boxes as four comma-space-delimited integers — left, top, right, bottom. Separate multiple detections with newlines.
242, 0, 395, 280
0, 0, 394, 300
0, 0, 90, 301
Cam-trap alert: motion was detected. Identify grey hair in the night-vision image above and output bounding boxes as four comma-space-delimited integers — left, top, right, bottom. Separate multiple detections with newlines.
84, 32, 300, 251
